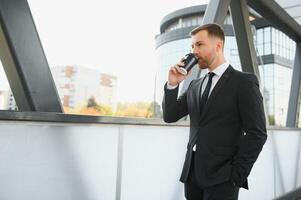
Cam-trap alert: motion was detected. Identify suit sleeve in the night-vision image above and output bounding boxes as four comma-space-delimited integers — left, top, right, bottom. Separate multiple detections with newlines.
162, 81, 192, 123
231, 74, 267, 188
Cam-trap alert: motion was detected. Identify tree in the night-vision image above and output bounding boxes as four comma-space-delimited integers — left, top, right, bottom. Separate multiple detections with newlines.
87, 96, 98, 108
79, 96, 113, 116
115, 101, 156, 118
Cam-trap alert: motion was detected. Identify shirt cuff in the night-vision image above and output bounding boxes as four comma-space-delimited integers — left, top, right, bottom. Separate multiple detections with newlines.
166, 83, 178, 90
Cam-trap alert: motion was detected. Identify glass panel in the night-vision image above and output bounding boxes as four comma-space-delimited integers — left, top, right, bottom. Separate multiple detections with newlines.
257, 29, 263, 45
224, 37, 241, 71
264, 27, 271, 43
259, 63, 292, 126
273, 64, 292, 126
28, 0, 206, 118
272, 42, 276, 55
257, 44, 264, 56
0, 60, 18, 110
264, 43, 271, 55
271, 28, 276, 54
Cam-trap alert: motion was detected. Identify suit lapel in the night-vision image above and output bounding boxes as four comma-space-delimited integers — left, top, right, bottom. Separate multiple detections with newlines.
198, 65, 234, 123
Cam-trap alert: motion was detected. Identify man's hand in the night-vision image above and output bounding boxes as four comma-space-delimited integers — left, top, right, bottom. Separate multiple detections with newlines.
168, 60, 189, 86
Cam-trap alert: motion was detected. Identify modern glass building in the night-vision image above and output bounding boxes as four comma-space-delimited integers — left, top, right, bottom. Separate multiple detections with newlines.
154, 5, 296, 126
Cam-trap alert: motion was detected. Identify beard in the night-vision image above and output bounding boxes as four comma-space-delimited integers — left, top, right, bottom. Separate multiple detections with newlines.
198, 53, 217, 69
198, 59, 208, 69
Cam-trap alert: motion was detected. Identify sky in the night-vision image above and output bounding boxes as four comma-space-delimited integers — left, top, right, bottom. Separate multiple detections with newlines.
0, 0, 209, 102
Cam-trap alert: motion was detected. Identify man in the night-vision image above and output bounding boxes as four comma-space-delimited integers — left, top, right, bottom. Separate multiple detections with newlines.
162, 23, 267, 200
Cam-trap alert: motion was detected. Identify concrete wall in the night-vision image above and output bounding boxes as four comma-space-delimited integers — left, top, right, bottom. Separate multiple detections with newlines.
0, 120, 299, 200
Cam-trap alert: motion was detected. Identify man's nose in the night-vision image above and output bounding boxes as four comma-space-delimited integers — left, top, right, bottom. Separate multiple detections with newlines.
192, 51, 198, 58
192, 48, 198, 55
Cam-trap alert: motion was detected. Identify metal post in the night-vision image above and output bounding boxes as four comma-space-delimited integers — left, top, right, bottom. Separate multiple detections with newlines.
286, 43, 301, 127
0, 0, 62, 112
230, 0, 260, 76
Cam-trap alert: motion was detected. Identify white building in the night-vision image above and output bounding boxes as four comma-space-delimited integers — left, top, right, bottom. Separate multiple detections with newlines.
51, 65, 117, 110
0, 90, 8, 110
0, 90, 17, 110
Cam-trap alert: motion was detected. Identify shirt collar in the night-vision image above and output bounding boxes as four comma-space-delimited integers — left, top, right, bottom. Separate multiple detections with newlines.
207, 61, 229, 77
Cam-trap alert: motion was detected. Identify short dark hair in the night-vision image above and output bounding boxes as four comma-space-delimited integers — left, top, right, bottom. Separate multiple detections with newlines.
190, 23, 225, 43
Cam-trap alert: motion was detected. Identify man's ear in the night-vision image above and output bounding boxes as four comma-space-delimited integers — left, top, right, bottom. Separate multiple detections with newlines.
216, 40, 223, 52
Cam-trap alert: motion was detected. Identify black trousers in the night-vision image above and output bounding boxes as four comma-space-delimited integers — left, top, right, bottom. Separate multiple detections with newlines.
184, 152, 239, 200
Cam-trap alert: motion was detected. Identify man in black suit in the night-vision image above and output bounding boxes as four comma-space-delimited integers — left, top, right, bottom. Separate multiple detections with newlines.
162, 23, 267, 200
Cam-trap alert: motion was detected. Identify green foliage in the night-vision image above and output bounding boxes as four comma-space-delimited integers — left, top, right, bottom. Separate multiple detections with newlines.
268, 114, 275, 125
65, 96, 161, 118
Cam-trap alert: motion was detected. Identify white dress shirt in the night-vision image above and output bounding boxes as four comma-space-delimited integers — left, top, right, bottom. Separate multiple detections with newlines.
200, 61, 229, 97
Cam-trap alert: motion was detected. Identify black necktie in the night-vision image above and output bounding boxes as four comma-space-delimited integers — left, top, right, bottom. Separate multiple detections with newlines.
200, 72, 215, 114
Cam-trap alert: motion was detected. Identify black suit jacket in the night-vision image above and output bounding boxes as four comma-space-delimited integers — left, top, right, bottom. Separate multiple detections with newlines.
162, 66, 267, 189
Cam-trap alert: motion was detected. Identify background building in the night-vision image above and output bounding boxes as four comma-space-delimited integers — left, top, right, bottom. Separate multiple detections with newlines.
51, 65, 117, 111
155, 5, 296, 126
0, 90, 17, 111
0, 90, 9, 110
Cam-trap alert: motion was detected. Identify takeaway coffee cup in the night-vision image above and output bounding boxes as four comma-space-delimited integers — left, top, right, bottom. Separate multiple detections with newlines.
178, 53, 198, 75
